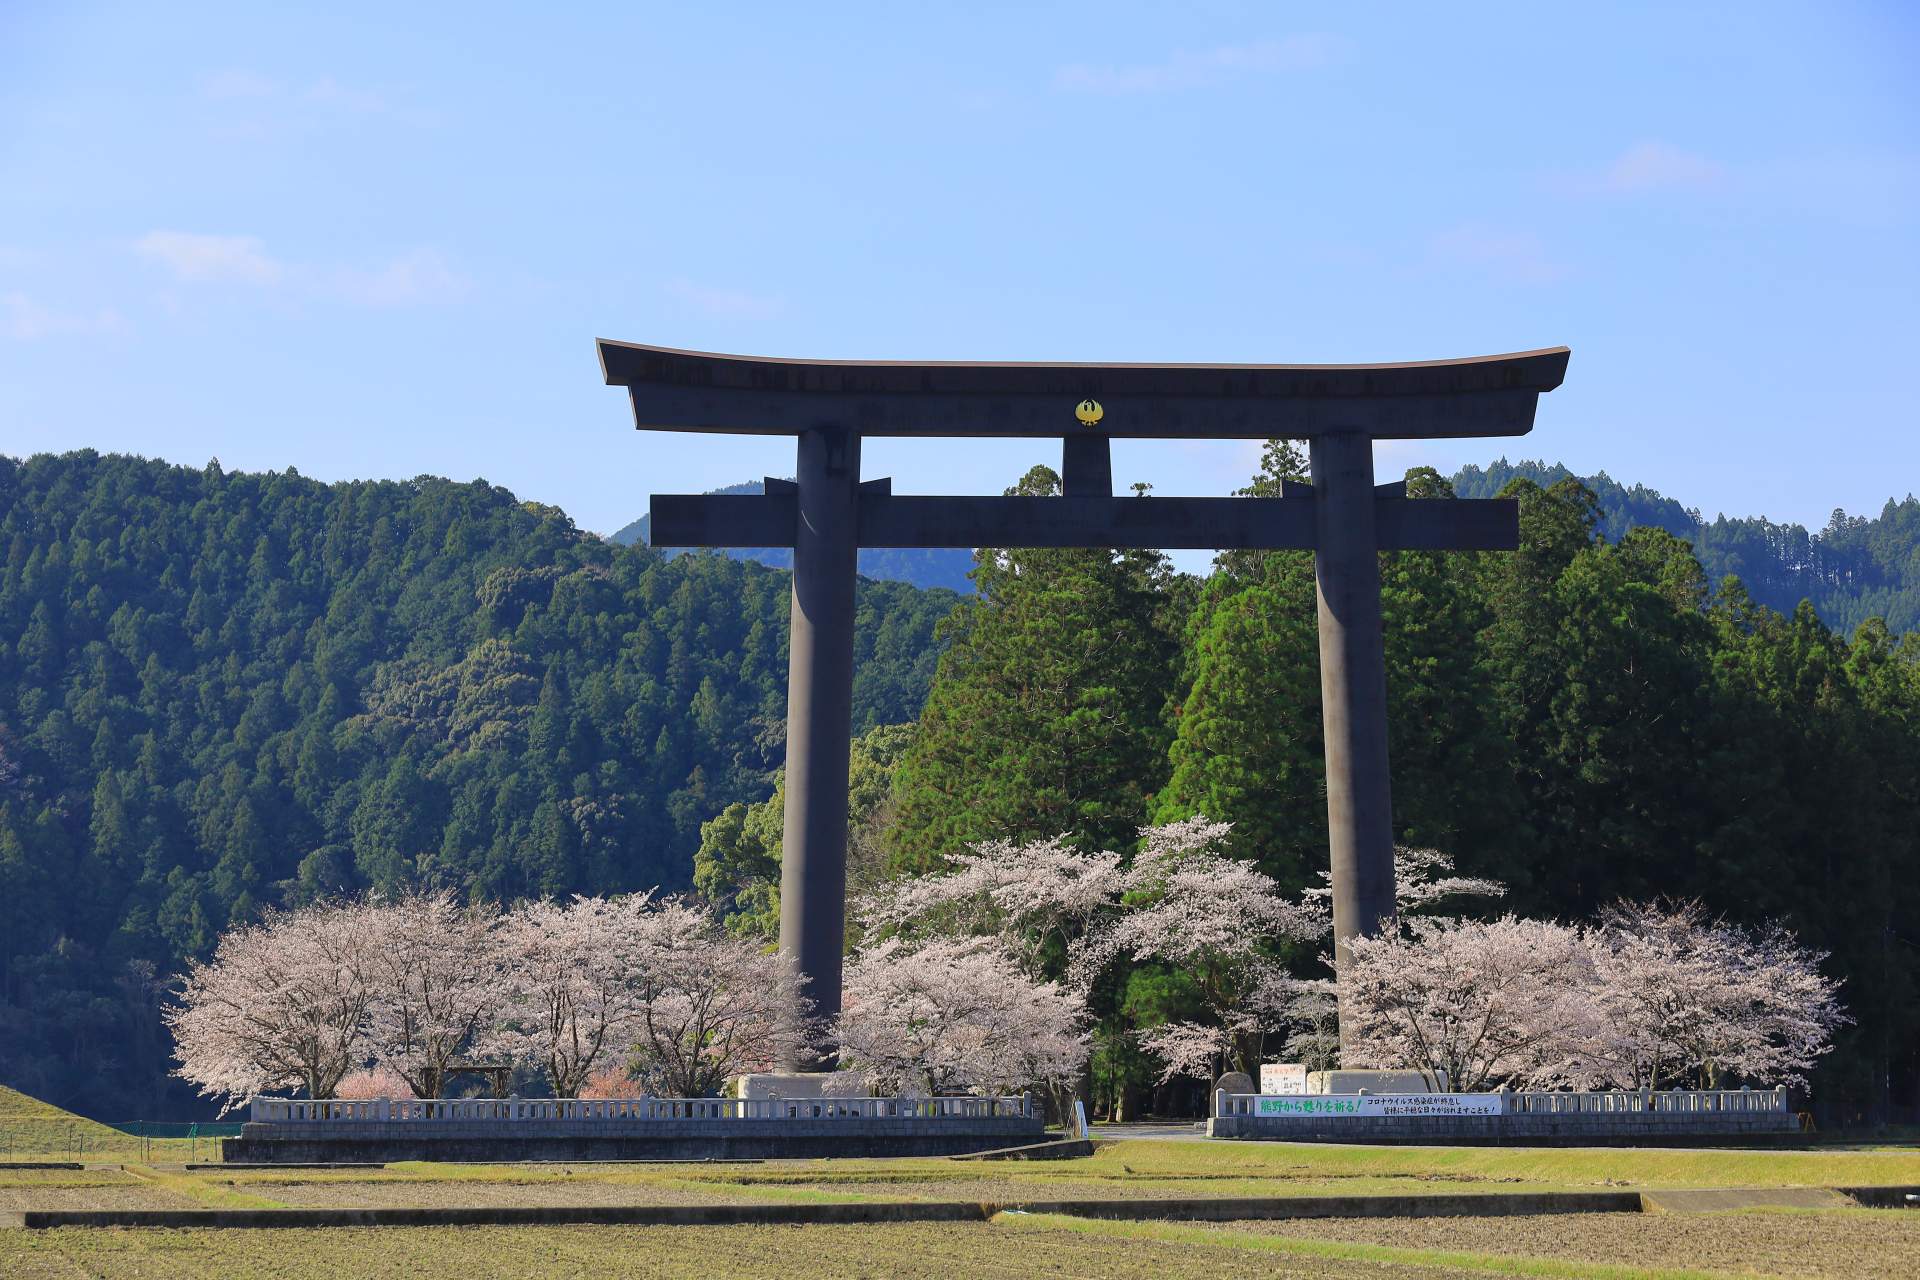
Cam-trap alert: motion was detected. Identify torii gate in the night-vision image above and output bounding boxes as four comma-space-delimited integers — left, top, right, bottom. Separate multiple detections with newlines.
598, 339, 1570, 1065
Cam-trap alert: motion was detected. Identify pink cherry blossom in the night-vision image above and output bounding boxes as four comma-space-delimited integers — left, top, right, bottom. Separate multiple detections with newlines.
166, 897, 383, 1110
623, 896, 813, 1097
1341, 915, 1599, 1092
835, 936, 1087, 1097
362, 888, 508, 1099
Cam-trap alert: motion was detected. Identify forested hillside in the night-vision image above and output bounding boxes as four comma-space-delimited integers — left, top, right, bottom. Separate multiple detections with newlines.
1455, 461, 1920, 634
0, 451, 955, 1116
4, 447, 1917, 1126
869, 453, 1919, 1124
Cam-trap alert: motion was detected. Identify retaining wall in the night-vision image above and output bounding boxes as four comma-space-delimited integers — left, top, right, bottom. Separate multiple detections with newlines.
1206, 1112, 1800, 1144
224, 1115, 1046, 1163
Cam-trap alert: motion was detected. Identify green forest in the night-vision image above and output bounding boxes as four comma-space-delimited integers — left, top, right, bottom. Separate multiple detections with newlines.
2, 447, 1916, 1126
0, 451, 953, 1116
1455, 460, 1920, 635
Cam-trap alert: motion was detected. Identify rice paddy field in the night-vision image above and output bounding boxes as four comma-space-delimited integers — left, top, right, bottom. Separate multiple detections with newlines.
3, 1207, 1919, 1279
10, 1138, 1920, 1212
5, 1088, 1919, 1278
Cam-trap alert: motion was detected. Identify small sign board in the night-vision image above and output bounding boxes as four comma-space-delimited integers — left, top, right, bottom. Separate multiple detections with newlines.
1252, 1093, 1504, 1118
1260, 1063, 1308, 1095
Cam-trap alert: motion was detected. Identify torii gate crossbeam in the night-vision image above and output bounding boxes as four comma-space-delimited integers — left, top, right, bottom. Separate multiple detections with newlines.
599, 340, 1570, 1067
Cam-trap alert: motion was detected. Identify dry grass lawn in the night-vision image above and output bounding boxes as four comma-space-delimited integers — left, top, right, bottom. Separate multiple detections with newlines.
6, 1130, 1918, 1278
0, 1219, 1517, 1279
1205, 1207, 1920, 1278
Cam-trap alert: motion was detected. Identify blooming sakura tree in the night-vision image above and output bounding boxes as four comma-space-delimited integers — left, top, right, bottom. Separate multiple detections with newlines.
835, 937, 1088, 1097
1341, 915, 1600, 1092
855, 817, 1328, 1085
1304, 846, 1507, 919
579, 1064, 649, 1099
335, 1065, 415, 1100
855, 834, 1125, 974
1584, 901, 1848, 1089
167, 898, 381, 1109
362, 889, 507, 1099
1337, 903, 1849, 1092
624, 897, 812, 1097
489, 894, 655, 1098
1276, 845, 1514, 1075
1075, 817, 1327, 1081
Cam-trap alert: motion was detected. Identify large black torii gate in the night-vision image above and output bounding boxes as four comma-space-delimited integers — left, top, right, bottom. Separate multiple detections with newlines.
599, 339, 1570, 1066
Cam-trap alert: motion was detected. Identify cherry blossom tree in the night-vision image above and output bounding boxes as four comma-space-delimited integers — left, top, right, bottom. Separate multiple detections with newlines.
1341, 915, 1600, 1092
167, 898, 381, 1109
1076, 817, 1327, 1080
835, 937, 1088, 1097
579, 1064, 649, 1099
489, 894, 655, 1097
336, 1065, 415, 1100
362, 889, 507, 1099
1584, 901, 1848, 1089
1277, 845, 1513, 1074
854, 834, 1125, 974
625, 897, 812, 1097
857, 817, 1328, 1086
1265, 975, 1342, 1074
1303, 846, 1507, 919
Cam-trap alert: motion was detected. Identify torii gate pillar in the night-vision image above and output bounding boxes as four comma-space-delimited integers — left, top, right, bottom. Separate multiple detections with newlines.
1310, 432, 1397, 1050
779, 427, 860, 1068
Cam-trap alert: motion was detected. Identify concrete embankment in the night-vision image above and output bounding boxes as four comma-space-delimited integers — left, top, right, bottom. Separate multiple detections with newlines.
12, 1186, 1918, 1230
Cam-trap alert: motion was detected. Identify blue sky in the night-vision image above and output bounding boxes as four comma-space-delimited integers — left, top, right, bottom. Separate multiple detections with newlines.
2, 2, 1914, 567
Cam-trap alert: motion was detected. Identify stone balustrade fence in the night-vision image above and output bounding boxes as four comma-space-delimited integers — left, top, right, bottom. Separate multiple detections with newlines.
249, 1094, 1032, 1124
1214, 1087, 1789, 1119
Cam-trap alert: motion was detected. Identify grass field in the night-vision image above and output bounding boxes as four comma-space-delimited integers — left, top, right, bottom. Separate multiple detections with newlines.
4, 1210, 1920, 1279
0, 1086, 218, 1163
5, 1138, 1916, 1214
5, 1088, 1918, 1278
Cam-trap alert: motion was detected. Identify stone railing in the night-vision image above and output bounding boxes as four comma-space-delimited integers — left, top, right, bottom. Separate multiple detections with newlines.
1215, 1087, 1788, 1119
249, 1094, 1032, 1124
1507, 1088, 1788, 1115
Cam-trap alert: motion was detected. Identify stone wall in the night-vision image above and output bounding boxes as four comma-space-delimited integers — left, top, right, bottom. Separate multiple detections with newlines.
224, 1115, 1046, 1163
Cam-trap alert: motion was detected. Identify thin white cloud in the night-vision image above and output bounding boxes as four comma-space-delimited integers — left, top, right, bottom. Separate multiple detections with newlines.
200, 69, 279, 100
327, 249, 469, 306
1558, 141, 1724, 196
135, 231, 283, 284
134, 232, 467, 306
306, 77, 387, 115
2, 291, 125, 341
666, 278, 783, 320
1056, 35, 1335, 94
1601, 141, 1724, 192
1430, 224, 1567, 286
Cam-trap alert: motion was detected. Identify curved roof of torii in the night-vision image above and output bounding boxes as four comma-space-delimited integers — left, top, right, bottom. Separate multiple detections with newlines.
597, 339, 1570, 440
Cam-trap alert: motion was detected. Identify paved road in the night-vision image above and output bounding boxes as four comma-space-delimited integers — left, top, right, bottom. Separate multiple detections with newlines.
1092, 1121, 1209, 1141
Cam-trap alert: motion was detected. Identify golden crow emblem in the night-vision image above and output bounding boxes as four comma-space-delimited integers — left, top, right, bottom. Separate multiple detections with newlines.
1074, 399, 1104, 426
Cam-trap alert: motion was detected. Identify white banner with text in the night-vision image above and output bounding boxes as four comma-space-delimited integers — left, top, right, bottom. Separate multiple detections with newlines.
1249, 1093, 1505, 1118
